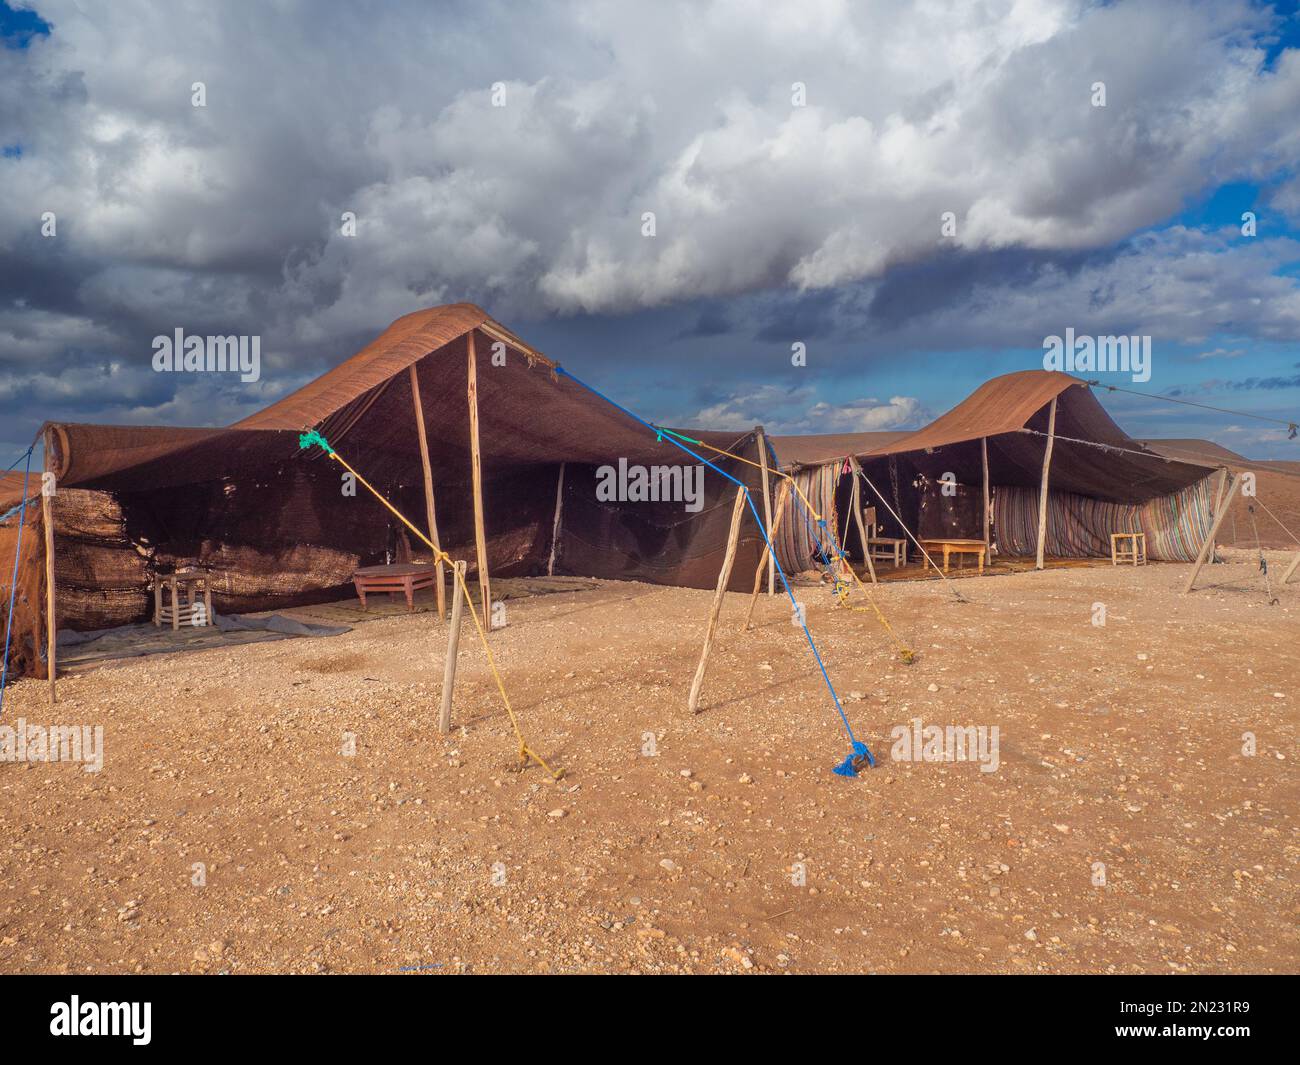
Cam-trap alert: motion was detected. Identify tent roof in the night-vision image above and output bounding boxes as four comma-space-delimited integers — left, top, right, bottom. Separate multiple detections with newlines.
774, 370, 1217, 503
769, 431, 913, 468
42, 303, 753, 493
33, 307, 1225, 504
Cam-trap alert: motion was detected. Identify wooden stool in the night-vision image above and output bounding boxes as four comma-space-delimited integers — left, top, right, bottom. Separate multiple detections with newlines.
153, 571, 213, 629
1110, 532, 1147, 566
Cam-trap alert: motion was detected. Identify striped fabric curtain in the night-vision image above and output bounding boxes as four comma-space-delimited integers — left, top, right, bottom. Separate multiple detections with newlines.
775, 463, 844, 574
994, 474, 1217, 562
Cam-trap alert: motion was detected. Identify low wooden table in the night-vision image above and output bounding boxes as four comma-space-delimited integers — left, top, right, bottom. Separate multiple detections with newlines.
352, 563, 439, 611
1110, 531, 1147, 566
866, 536, 908, 568
920, 538, 987, 575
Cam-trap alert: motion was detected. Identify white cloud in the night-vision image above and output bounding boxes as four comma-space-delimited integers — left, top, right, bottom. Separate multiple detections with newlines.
688, 383, 926, 434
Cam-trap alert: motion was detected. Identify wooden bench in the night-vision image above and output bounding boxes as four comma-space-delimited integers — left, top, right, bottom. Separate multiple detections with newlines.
1110, 532, 1147, 566
920, 537, 986, 575
352, 562, 439, 611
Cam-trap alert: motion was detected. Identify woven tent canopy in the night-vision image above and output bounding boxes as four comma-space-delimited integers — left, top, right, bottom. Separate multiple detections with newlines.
46, 303, 750, 494
772, 370, 1215, 505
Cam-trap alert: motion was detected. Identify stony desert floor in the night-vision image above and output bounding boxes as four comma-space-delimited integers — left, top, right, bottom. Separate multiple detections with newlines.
0, 553, 1296, 974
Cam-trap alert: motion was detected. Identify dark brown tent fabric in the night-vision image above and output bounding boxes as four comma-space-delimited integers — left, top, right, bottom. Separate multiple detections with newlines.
47, 305, 752, 492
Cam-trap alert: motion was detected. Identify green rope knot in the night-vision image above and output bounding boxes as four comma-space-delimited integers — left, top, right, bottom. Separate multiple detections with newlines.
298, 428, 332, 454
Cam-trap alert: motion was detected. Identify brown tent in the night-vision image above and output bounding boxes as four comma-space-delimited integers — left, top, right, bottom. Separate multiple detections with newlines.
3, 304, 771, 679
769, 370, 1221, 573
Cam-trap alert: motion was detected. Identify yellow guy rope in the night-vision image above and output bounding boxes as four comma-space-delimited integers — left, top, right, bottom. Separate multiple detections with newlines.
300, 431, 562, 779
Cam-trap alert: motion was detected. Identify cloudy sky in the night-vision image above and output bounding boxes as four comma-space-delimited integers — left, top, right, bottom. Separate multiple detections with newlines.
3, 0, 1300, 466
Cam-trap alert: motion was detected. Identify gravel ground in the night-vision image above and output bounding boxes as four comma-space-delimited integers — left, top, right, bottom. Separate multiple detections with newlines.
0, 553, 1296, 974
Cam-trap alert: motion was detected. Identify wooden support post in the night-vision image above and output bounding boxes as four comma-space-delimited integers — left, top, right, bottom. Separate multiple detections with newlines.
744, 480, 790, 630
408, 364, 446, 620
1281, 551, 1300, 586
848, 457, 878, 585
688, 486, 746, 713
1210, 467, 1230, 560
755, 426, 775, 596
1184, 472, 1242, 594
466, 330, 491, 618
547, 462, 566, 577
41, 431, 57, 704
439, 561, 467, 733
1035, 398, 1057, 571
981, 436, 991, 550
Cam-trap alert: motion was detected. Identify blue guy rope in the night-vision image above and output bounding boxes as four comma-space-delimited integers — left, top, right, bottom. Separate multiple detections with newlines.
1, 445, 35, 719
554, 366, 874, 775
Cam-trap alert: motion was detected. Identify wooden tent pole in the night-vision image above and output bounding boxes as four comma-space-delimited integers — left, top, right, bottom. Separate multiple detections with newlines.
1035, 398, 1057, 571
848, 457, 878, 585
547, 462, 565, 576
439, 560, 467, 733
755, 426, 775, 596
981, 436, 991, 550
408, 364, 446, 620
1210, 467, 1231, 558
466, 330, 491, 617
42, 429, 57, 704
688, 486, 747, 713
1184, 471, 1241, 594
743, 480, 790, 630
1281, 551, 1300, 586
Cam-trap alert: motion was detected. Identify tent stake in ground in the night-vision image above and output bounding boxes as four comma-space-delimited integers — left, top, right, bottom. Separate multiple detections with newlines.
1036, 397, 1057, 570
439, 560, 467, 733
1184, 470, 1242, 594
408, 365, 446, 620
466, 330, 491, 617
688, 486, 747, 714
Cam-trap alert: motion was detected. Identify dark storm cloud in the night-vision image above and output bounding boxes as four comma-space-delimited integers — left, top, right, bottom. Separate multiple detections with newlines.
2, 0, 1300, 460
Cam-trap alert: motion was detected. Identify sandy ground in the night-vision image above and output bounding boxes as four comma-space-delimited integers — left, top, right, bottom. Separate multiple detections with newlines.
0, 553, 1296, 974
